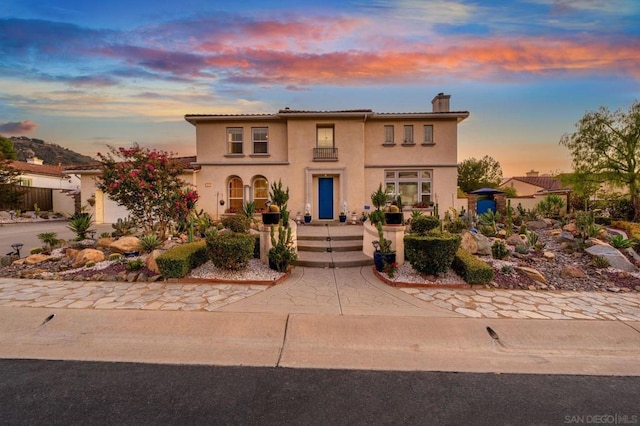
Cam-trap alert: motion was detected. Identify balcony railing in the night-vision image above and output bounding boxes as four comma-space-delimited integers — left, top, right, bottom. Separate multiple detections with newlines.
313, 147, 338, 161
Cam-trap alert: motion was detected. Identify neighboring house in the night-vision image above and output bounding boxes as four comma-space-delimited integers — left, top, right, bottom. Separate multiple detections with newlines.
499, 170, 571, 214
8, 157, 79, 215
499, 170, 568, 196
64, 157, 199, 224
185, 93, 469, 221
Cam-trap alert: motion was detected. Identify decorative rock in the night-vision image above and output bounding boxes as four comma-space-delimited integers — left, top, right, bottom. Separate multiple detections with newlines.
126, 272, 138, 282
585, 244, 638, 272
109, 236, 142, 254
96, 237, 114, 248
550, 229, 562, 236
526, 220, 548, 230
145, 250, 163, 274
543, 251, 555, 260
516, 266, 547, 284
560, 265, 587, 279
72, 249, 105, 268
558, 231, 575, 242
460, 231, 492, 255
506, 234, 526, 246
24, 254, 51, 265
562, 222, 577, 234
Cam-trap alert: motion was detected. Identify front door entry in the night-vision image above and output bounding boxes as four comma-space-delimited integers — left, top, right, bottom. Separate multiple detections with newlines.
318, 177, 334, 219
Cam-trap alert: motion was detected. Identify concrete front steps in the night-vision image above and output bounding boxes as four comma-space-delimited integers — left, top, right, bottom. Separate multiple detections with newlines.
295, 223, 374, 268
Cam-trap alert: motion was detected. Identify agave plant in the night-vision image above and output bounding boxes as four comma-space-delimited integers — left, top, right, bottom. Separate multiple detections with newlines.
68, 213, 93, 240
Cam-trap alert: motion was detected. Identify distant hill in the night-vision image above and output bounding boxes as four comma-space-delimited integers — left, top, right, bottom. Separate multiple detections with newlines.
9, 136, 98, 166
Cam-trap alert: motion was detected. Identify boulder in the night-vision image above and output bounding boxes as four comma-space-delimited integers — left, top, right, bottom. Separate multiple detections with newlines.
585, 244, 638, 272
562, 222, 577, 234
145, 249, 164, 275
526, 220, 548, 230
516, 266, 547, 284
73, 248, 105, 268
24, 254, 51, 265
65, 248, 79, 261
96, 237, 114, 248
109, 236, 142, 254
460, 231, 492, 255
558, 231, 575, 242
560, 265, 587, 279
506, 234, 526, 246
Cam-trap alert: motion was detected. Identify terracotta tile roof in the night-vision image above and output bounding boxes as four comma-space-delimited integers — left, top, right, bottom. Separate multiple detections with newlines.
9, 161, 67, 177
278, 109, 373, 114
63, 156, 199, 172
509, 176, 567, 191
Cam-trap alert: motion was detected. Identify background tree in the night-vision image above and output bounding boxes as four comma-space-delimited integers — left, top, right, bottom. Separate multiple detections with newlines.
560, 101, 640, 221
457, 155, 503, 193
96, 144, 199, 239
0, 158, 22, 208
0, 136, 18, 160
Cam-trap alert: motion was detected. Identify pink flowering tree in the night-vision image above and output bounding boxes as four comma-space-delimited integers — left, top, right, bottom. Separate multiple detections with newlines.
96, 144, 198, 239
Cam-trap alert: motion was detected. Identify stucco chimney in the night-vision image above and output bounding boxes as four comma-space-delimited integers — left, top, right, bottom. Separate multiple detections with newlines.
432, 93, 450, 112
526, 170, 539, 177
27, 156, 44, 165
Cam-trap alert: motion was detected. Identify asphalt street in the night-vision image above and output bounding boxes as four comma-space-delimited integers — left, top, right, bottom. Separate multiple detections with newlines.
1, 359, 638, 425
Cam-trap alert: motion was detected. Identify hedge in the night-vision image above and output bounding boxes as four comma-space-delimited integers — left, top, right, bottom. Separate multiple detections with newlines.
410, 215, 441, 235
452, 248, 494, 285
206, 233, 255, 271
156, 240, 208, 278
404, 233, 461, 275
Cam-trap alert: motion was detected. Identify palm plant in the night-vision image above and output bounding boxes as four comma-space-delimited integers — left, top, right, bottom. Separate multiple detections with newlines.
37, 232, 60, 251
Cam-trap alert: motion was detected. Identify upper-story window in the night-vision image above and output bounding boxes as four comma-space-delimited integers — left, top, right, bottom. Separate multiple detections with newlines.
403, 125, 414, 144
252, 127, 268, 154
227, 128, 243, 154
423, 125, 434, 145
384, 125, 394, 145
317, 125, 334, 148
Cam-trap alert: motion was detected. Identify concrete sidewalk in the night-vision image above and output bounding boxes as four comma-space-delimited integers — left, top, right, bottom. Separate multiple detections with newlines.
1, 306, 639, 376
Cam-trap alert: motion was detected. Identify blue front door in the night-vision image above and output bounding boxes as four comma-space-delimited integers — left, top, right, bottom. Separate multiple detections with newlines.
318, 177, 333, 219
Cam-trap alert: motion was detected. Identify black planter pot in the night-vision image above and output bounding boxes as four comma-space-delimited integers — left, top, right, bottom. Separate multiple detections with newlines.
304, 215, 312, 223
373, 252, 396, 272
385, 212, 403, 225
262, 212, 281, 225
339, 214, 347, 223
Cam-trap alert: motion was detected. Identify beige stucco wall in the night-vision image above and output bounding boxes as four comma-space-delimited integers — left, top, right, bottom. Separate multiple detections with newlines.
500, 179, 542, 197
190, 113, 463, 222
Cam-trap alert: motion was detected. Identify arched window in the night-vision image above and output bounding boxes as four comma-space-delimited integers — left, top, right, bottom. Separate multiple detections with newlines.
228, 177, 243, 212
253, 177, 269, 211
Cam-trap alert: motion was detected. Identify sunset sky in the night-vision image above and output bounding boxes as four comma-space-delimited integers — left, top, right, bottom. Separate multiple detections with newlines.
1, 0, 639, 176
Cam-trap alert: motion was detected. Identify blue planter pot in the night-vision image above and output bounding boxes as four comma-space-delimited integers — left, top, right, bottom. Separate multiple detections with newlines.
373, 252, 396, 272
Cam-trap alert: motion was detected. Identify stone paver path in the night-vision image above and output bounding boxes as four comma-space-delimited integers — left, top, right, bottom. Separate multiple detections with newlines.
0, 278, 268, 312
400, 288, 640, 321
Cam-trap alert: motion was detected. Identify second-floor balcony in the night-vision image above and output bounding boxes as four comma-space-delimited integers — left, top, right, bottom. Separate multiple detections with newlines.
313, 147, 338, 161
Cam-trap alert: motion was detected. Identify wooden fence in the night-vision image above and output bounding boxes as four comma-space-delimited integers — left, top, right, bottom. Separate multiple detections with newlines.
0, 186, 52, 211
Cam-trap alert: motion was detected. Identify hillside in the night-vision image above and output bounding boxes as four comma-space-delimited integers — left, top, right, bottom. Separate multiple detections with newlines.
10, 136, 98, 166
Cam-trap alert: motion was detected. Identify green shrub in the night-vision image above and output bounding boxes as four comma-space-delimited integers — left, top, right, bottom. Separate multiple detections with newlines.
126, 258, 144, 271
111, 217, 136, 238
100, 232, 112, 239
515, 243, 529, 254
491, 240, 509, 260
221, 214, 250, 233
410, 215, 441, 235
452, 248, 494, 285
156, 241, 208, 278
268, 225, 297, 272
592, 255, 610, 269
404, 233, 461, 275
595, 216, 612, 226
37, 232, 60, 249
30, 247, 44, 255
206, 233, 254, 270
109, 253, 124, 261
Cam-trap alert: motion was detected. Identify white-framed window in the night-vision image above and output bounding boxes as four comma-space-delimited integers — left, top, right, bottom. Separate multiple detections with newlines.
227, 128, 243, 154
253, 177, 269, 211
252, 127, 268, 154
384, 169, 432, 207
384, 125, 394, 145
423, 125, 433, 145
228, 176, 244, 212
18, 178, 32, 187
403, 125, 414, 144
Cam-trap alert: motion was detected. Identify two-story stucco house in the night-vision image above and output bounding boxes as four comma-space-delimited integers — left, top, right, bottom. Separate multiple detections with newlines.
185, 93, 469, 221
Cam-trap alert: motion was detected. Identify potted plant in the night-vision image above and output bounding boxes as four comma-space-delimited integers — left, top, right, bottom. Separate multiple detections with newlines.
339, 211, 347, 223
372, 222, 395, 272
262, 204, 281, 225
304, 209, 312, 223
384, 202, 403, 225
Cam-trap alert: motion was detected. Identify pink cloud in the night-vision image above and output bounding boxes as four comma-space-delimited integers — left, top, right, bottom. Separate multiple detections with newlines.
0, 120, 38, 134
